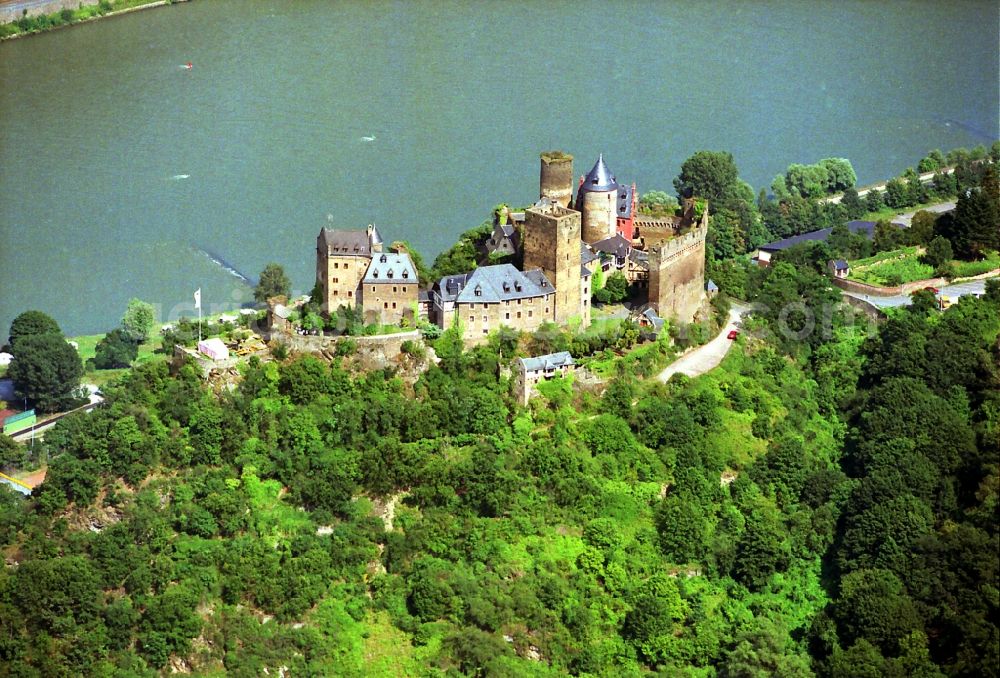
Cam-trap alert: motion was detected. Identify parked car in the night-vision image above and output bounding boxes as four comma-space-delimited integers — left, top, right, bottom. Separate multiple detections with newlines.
924, 286, 940, 294
727, 330, 739, 340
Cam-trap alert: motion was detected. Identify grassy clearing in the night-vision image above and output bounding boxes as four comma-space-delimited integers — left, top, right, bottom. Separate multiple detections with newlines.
848, 247, 933, 285
953, 251, 1000, 278
71, 331, 168, 387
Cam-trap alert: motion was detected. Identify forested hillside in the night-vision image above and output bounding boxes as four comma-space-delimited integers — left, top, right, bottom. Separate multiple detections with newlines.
1, 276, 997, 675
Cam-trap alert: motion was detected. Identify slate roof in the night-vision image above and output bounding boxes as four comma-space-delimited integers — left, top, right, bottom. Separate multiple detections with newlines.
362, 252, 417, 284
519, 351, 575, 373
318, 226, 381, 257
580, 154, 618, 192
453, 264, 553, 304
640, 307, 665, 330
831, 259, 850, 271
436, 272, 472, 304
591, 234, 632, 258
617, 183, 635, 218
707, 279, 719, 292
757, 220, 881, 253
580, 242, 600, 266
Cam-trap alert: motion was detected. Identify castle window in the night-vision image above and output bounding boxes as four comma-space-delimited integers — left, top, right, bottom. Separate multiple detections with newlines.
333, 290, 338, 296
469, 315, 474, 323
528, 310, 533, 318
392, 302, 397, 309
517, 311, 522, 319
393, 286, 397, 293
387, 269, 394, 278
373, 270, 378, 278
403, 270, 409, 279
384, 302, 388, 309
474, 285, 482, 297
402, 286, 407, 292
348, 291, 353, 297
372, 286, 376, 292
505, 312, 510, 320
483, 315, 487, 322
344, 264, 349, 269
333, 262, 339, 269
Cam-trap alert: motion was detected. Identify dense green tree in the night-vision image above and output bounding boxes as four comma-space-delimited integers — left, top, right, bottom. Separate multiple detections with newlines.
834, 569, 923, 654
254, 263, 292, 302
7, 310, 61, 349
122, 298, 155, 343
8, 333, 84, 413
93, 328, 139, 369
921, 235, 953, 270
673, 150, 754, 209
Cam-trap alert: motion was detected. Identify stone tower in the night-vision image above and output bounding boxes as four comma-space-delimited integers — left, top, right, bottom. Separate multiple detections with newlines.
523, 198, 583, 326
648, 208, 709, 324
576, 154, 619, 243
539, 151, 574, 208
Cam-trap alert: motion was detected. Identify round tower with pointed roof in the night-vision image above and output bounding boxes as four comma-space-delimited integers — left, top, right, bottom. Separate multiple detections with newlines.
576, 154, 619, 243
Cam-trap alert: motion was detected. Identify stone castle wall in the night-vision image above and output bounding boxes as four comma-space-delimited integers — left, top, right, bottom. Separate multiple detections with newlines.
649, 222, 708, 324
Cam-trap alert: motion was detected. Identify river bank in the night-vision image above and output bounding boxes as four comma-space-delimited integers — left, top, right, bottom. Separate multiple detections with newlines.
0, 0, 188, 40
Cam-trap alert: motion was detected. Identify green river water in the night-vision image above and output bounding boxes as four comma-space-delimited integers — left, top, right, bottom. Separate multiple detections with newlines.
0, 0, 997, 335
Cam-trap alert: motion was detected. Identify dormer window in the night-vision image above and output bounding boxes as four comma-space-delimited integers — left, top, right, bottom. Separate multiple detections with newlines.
474, 285, 482, 297
402, 270, 409, 279
380, 254, 388, 263
387, 269, 394, 279
373, 269, 379, 278
503, 281, 511, 292
514, 281, 522, 292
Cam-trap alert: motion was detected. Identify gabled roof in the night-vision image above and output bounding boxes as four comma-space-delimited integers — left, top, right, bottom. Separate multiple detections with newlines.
580, 154, 618, 193
435, 272, 472, 304
630, 304, 665, 331
453, 264, 553, 304
706, 279, 719, 292
580, 242, 600, 265
831, 259, 850, 271
519, 351, 575, 373
591, 234, 632, 258
362, 251, 417, 284
318, 226, 380, 257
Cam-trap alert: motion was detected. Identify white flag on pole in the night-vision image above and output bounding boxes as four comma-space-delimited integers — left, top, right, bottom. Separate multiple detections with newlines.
194, 288, 201, 309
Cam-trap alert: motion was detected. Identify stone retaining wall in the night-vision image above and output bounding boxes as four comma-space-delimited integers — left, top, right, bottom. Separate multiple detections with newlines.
833, 276, 947, 297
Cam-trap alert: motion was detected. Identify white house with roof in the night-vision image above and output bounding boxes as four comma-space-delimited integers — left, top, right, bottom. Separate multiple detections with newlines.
514, 351, 576, 405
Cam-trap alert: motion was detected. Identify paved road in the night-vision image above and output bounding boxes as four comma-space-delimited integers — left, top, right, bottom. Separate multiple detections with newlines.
8, 384, 103, 442
658, 304, 750, 382
843, 279, 988, 309
892, 202, 955, 227
820, 168, 954, 205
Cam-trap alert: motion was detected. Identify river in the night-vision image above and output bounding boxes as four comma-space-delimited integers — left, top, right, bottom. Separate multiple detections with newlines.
1, 0, 997, 335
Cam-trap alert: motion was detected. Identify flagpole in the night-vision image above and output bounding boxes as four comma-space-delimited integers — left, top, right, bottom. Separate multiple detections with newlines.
198, 299, 202, 342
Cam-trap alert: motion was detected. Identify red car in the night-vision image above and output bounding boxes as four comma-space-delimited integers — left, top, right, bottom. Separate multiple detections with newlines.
924, 286, 940, 294
727, 330, 739, 340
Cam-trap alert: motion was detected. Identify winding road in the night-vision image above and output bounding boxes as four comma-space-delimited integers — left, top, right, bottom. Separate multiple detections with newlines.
658, 303, 750, 382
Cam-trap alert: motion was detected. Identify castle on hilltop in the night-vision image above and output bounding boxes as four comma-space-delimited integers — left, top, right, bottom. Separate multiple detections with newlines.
315, 152, 709, 341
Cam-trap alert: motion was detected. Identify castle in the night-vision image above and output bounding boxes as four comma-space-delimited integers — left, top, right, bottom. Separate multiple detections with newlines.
315, 152, 708, 341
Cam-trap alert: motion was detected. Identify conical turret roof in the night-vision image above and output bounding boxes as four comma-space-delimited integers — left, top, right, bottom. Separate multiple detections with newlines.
581, 154, 618, 192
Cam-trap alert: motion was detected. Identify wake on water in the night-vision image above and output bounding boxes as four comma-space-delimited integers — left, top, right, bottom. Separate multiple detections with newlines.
191, 245, 256, 286
170, 174, 191, 181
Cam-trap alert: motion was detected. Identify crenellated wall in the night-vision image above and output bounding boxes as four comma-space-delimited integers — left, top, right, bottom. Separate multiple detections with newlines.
648, 221, 708, 324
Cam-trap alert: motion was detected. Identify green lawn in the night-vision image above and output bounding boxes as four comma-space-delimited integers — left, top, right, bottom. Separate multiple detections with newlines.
848, 247, 934, 286
952, 251, 1000, 278
71, 331, 168, 387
